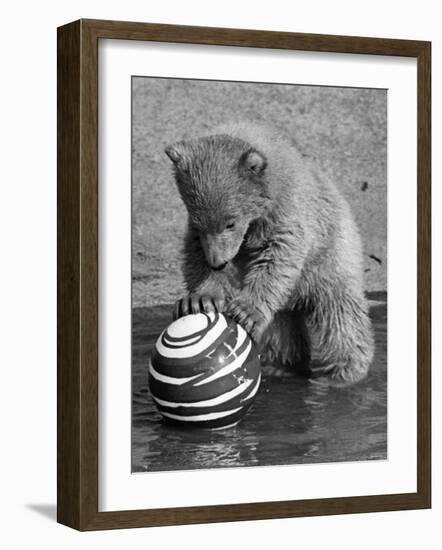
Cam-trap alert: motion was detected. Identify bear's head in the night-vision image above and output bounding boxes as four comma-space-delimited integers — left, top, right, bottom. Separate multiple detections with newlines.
165, 134, 270, 270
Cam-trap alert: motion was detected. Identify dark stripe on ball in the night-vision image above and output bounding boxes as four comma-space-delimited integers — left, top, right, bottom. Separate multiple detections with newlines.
151, 374, 261, 417
149, 347, 260, 403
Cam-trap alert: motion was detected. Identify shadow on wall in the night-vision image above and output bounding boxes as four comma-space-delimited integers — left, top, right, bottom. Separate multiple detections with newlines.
132, 77, 387, 307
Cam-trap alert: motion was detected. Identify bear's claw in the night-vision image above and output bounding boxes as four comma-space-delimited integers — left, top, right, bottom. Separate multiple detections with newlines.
226, 296, 268, 342
173, 293, 225, 320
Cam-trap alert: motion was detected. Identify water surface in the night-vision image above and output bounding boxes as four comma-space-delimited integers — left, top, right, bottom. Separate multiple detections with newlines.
132, 292, 387, 472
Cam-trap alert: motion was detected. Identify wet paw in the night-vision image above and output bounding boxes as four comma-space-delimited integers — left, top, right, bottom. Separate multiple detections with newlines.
226, 296, 268, 342
308, 359, 368, 388
173, 293, 225, 320
261, 365, 293, 378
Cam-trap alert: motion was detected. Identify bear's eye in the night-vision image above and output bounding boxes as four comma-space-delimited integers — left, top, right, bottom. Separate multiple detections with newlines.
225, 221, 235, 230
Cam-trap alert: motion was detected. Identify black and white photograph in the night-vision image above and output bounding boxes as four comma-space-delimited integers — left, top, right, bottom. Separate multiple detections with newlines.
131, 76, 387, 473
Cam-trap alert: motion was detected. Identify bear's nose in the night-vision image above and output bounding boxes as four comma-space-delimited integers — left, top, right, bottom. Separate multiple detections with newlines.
211, 261, 228, 271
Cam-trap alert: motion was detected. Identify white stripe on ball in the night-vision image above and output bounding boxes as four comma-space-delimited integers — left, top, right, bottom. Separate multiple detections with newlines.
241, 373, 261, 401
152, 376, 256, 408
167, 312, 208, 338
148, 360, 203, 385
161, 407, 242, 422
163, 334, 201, 347
222, 323, 248, 358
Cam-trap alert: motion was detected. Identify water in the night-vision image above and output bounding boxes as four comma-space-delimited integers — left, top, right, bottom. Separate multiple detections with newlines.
132, 292, 387, 472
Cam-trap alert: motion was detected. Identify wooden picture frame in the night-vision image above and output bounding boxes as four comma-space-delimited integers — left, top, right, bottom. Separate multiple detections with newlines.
57, 18, 431, 530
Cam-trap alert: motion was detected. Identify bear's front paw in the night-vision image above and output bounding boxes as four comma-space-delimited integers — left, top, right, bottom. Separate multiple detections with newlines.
173, 293, 225, 320
226, 296, 269, 342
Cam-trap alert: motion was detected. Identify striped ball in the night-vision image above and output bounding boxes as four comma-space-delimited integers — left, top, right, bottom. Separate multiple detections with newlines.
149, 312, 261, 429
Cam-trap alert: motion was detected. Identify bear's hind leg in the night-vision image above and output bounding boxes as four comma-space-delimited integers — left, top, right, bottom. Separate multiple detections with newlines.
308, 286, 374, 385
260, 310, 311, 376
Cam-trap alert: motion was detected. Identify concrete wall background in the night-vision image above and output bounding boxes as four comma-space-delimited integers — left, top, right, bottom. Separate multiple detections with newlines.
132, 77, 387, 307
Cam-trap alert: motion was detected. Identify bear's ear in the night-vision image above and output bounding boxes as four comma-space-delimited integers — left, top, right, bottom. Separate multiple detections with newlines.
240, 148, 267, 176
164, 142, 190, 172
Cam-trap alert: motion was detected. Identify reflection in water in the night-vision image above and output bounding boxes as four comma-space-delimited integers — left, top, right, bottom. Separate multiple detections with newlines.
132, 293, 387, 472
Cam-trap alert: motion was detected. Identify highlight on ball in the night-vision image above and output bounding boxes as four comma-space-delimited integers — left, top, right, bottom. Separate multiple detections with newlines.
148, 312, 261, 429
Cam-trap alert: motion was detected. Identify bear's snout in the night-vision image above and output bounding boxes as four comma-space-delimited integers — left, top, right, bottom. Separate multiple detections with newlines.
200, 233, 231, 269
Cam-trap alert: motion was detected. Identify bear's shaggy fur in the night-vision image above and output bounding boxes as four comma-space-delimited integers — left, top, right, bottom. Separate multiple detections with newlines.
165, 123, 374, 384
